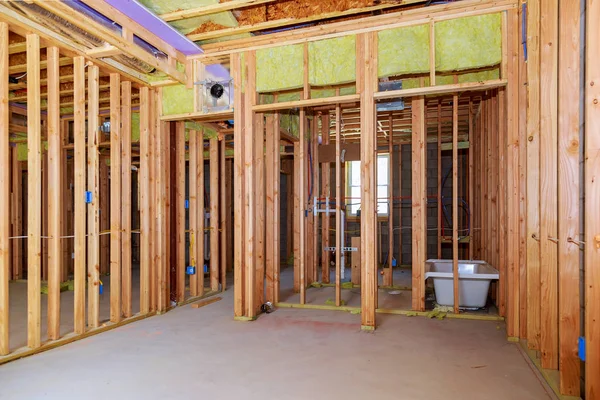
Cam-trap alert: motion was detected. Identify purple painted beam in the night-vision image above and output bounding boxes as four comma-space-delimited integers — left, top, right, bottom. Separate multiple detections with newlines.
100, 0, 231, 89
102, 0, 202, 56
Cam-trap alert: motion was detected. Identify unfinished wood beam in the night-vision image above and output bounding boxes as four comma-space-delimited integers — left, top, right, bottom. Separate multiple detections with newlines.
210, 138, 221, 292
411, 94, 426, 312
73, 56, 86, 334
47, 46, 62, 340
121, 81, 132, 319
109, 73, 122, 323
139, 87, 150, 314
359, 32, 377, 330
189, 130, 199, 297
539, 0, 558, 365
27, 33, 42, 349
585, 0, 600, 393
232, 53, 245, 317
87, 64, 100, 329
175, 121, 185, 303
0, 21, 9, 355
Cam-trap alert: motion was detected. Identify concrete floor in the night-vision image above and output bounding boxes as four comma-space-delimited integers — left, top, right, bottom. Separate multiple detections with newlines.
0, 279, 552, 400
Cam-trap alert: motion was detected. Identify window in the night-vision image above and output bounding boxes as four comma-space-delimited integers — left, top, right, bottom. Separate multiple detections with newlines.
347, 154, 390, 216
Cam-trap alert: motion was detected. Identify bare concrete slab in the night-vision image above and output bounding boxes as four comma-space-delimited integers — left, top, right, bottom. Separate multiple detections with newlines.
0, 284, 552, 400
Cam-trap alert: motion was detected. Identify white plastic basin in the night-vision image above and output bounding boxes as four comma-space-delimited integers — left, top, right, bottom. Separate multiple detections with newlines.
424, 259, 499, 309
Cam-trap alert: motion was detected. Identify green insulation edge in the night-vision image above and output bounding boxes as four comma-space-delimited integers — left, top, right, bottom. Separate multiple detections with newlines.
254, 13, 501, 93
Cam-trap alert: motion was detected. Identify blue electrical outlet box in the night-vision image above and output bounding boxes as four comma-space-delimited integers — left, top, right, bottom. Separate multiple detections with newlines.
392, 258, 397, 267
99, 283, 103, 295
85, 191, 93, 204
579, 337, 586, 361
186, 266, 196, 275
204, 264, 208, 274
185, 200, 189, 209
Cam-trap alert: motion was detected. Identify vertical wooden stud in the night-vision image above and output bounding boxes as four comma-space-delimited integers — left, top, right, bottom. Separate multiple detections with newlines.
386, 114, 394, 287
87, 65, 100, 328
210, 137, 220, 292
526, 0, 542, 351
0, 22, 9, 355
539, 0, 558, 364
452, 94, 459, 314
47, 46, 61, 340
189, 130, 198, 297
232, 53, 244, 317
139, 87, 150, 314
244, 51, 257, 317
557, 0, 581, 394
585, 0, 600, 393
411, 94, 426, 312
253, 115, 264, 305
121, 81, 132, 318
197, 130, 205, 296
176, 121, 185, 302
109, 73, 122, 323
220, 137, 227, 291
266, 115, 275, 303
335, 104, 342, 306
321, 114, 331, 284
27, 34, 42, 348
359, 32, 377, 329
